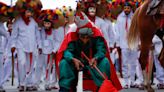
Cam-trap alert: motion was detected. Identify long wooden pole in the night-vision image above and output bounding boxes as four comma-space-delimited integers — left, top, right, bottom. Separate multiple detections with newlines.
11, 52, 15, 86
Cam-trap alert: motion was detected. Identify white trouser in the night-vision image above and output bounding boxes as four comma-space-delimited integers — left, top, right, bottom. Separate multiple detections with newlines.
33, 54, 46, 85
35, 54, 57, 87
50, 63, 57, 87
110, 50, 116, 64
154, 54, 164, 84
121, 48, 138, 85
17, 49, 36, 86
3, 56, 18, 84
0, 53, 4, 87
135, 60, 143, 85
43, 54, 56, 87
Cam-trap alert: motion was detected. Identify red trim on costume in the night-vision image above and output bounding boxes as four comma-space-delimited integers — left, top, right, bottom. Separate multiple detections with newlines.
46, 54, 51, 80
28, 53, 33, 74
160, 16, 164, 28
21, 15, 30, 25
88, 16, 95, 23
45, 28, 53, 36
125, 16, 128, 32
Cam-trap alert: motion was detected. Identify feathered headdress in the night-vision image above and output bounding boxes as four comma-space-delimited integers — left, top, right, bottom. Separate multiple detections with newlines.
15, 0, 42, 14
37, 9, 59, 28
0, 2, 15, 22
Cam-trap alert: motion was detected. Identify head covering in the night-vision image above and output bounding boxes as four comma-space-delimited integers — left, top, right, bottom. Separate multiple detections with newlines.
124, 1, 132, 7
38, 9, 59, 28
78, 28, 93, 36
62, 6, 75, 18
0, 2, 14, 22
0, 2, 8, 15
74, 12, 91, 28
85, 0, 97, 8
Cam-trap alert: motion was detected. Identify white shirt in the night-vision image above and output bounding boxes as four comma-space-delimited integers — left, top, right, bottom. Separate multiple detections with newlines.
95, 16, 110, 47
0, 22, 7, 37
104, 19, 116, 48
4, 32, 17, 57
115, 11, 133, 49
0, 22, 7, 53
11, 17, 40, 53
39, 28, 56, 54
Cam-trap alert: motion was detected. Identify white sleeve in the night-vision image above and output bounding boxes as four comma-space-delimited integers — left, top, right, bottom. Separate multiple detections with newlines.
52, 29, 61, 53
0, 24, 7, 37
115, 19, 120, 47
11, 20, 19, 48
108, 22, 116, 48
35, 25, 41, 49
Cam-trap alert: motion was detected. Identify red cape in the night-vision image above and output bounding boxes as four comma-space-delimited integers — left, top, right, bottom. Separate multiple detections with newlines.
56, 22, 122, 91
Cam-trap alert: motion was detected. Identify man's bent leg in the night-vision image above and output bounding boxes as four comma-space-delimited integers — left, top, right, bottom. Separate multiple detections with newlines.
59, 59, 76, 91
89, 57, 110, 87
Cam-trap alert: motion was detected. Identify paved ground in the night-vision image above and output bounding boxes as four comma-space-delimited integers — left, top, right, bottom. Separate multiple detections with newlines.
3, 88, 164, 92
2, 78, 164, 92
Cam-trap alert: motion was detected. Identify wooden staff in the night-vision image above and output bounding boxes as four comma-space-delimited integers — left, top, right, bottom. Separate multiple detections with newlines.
11, 52, 14, 85
81, 52, 106, 79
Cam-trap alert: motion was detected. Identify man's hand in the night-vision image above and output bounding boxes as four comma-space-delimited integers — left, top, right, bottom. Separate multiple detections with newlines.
90, 58, 97, 68
39, 48, 42, 54
72, 58, 84, 70
109, 48, 114, 53
51, 52, 56, 58
11, 47, 16, 53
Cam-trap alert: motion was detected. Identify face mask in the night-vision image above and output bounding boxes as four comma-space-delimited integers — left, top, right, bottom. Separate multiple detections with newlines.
88, 7, 96, 17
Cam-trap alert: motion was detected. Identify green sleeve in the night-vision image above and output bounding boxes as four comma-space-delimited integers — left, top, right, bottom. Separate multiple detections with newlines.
94, 37, 107, 60
63, 42, 75, 62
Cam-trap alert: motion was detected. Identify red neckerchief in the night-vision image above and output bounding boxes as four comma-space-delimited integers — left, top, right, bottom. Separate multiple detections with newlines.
88, 15, 95, 23
45, 28, 52, 35
160, 16, 164, 28
8, 30, 12, 36
21, 15, 30, 25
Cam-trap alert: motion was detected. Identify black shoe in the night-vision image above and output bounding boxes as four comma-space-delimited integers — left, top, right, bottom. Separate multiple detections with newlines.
0, 90, 5, 92
18, 86, 24, 92
26, 86, 37, 91
45, 86, 51, 91
50, 86, 58, 90
0, 89, 5, 92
